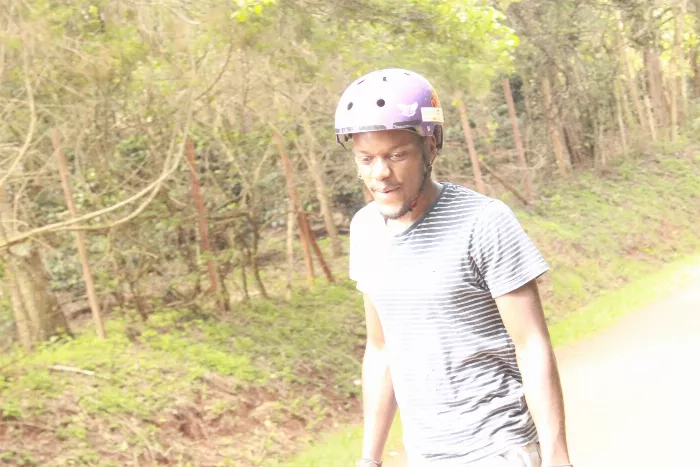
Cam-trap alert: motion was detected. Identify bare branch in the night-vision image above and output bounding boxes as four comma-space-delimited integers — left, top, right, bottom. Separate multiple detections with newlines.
0, 45, 37, 187
194, 39, 234, 102
49, 364, 96, 377
0, 98, 194, 248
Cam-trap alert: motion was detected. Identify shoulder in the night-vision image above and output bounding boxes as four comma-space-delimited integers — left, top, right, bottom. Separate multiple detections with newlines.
434, 182, 496, 223
350, 201, 379, 238
474, 198, 520, 226
440, 182, 491, 206
435, 183, 526, 251
436, 181, 518, 222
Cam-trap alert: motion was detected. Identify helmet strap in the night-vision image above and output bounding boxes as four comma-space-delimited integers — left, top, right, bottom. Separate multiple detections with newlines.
408, 149, 436, 212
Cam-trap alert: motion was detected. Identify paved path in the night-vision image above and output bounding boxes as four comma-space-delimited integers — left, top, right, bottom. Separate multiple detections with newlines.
385, 273, 700, 466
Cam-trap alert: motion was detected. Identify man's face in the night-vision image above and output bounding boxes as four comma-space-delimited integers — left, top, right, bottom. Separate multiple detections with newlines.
352, 130, 432, 220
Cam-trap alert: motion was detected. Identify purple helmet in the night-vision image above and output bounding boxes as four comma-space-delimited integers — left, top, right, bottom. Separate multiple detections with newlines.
334, 68, 444, 149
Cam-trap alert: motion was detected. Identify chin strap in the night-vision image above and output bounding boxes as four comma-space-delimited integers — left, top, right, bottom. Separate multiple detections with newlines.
407, 151, 435, 212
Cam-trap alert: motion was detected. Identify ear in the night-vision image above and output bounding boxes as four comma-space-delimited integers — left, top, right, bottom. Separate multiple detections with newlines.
424, 135, 438, 163
433, 126, 443, 150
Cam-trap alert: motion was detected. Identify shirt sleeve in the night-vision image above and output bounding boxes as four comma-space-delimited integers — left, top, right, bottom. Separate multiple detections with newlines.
469, 200, 549, 298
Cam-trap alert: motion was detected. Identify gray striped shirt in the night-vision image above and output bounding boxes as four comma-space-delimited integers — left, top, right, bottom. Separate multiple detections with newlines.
349, 182, 549, 465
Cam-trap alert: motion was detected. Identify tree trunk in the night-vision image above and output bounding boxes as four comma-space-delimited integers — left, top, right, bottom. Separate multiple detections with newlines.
454, 90, 486, 193
307, 154, 342, 258
693, 42, 700, 99
614, 12, 646, 134
224, 228, 248, 302
644, 95, 658, 142
53, 130, 106, 338
285, 200, 294, 300
274, 131, 314, 288
296, 211, 315, 287
646, 48, 669, 132
128, 273, 149, 321
299, 213, 335, 284
523, 86, 534, 155
566, 60, 592, 165
300, 122, 342, 258
619, 75, 635, 132
595, 116, 607, 169
669, 3, 683, 141
217, 264, 231, 313
0, 191, 68, 351
623, 48, 648, 132
178, 225, 202, 298
675, 0, 689, 124
613, 81, 629, 154
541, 74, 569, 178
502, 78, 532, 202
248, 214, 269, 299
694, 0, 700, 98
248, 250, 268, 299
239, 255, 250, 301
185, 139, 220, 293
670, 63, 678, 142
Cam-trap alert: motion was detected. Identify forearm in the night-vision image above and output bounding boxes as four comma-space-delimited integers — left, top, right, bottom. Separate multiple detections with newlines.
517, 340, 570, 466
361, 345, 397, 461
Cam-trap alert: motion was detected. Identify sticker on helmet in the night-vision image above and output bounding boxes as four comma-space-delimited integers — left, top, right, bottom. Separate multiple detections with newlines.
430, 89, 441, 108
421, 107, 444, 123
398, 102, 418, 117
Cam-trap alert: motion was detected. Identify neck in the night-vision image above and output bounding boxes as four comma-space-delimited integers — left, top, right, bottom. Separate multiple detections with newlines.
385, 180, 441, 232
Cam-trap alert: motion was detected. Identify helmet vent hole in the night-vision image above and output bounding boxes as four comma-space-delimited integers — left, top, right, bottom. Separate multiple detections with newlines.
357, 79, 365, 85
404, 72, 410, 75
377, 99, 386, 107
383, 76, 387, 82
347, 102, 353, 110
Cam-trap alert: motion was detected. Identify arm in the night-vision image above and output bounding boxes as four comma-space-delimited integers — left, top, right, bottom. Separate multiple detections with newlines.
360, 293, 397, 463
495, 279, 570, 466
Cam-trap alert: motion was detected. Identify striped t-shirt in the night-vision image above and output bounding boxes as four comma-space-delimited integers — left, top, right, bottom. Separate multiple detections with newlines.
349, 182, 549, 465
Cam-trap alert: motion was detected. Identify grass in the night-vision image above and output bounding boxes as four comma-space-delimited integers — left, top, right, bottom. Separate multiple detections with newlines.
548, 252, 700, 347
1, 147, 699, 466
0, 285, 366, 466
282, 415, 404, 467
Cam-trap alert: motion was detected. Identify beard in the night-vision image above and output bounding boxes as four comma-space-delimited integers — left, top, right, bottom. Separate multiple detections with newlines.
374, 171, 428, 220
377, 200, 413, 220
366, 146, 432, 221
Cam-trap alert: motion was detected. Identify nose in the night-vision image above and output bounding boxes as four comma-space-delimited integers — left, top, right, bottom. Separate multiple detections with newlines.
371, 157, 391, 180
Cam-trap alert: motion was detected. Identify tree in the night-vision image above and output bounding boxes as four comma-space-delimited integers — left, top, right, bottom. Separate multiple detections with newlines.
1, 190, 69, 351
2, 0, 699, 353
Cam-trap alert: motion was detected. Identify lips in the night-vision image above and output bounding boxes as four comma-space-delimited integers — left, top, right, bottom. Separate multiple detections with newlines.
373, 186, 399, 194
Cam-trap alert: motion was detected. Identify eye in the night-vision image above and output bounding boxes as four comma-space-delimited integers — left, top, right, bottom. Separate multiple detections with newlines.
389, 153, 406, 161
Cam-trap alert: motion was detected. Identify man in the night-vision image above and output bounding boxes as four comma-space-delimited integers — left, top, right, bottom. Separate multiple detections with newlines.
334, 69, 572, 467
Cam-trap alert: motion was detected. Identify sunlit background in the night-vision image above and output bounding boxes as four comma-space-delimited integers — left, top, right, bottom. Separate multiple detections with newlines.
1, 1, 699, 466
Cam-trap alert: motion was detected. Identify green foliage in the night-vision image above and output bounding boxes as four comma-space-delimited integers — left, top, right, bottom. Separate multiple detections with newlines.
20, 370, 55, 392
0, 451, 38, 467
0, 273, 367, 464
2, 148, 698, 466
0, 398, 23, 420
0, 291, 12, 343
2, 0, 700, 463
56, 421, 89, 441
